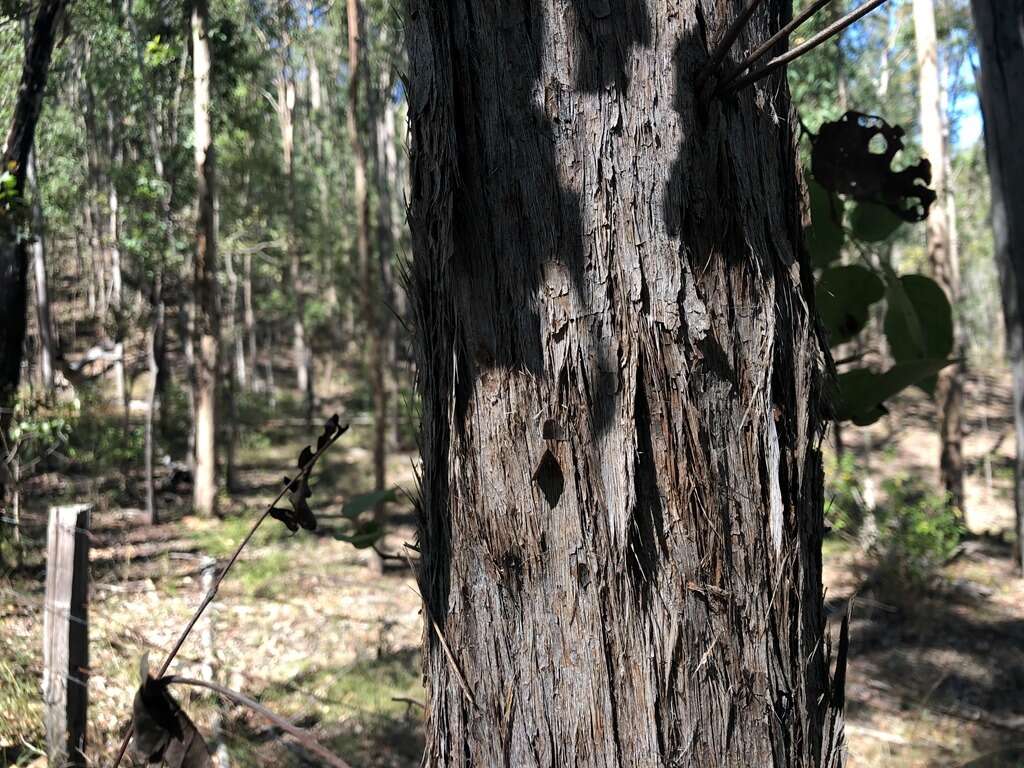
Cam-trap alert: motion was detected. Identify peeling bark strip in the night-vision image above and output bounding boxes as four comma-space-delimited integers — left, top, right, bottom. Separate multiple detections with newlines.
407, 1, 844, 766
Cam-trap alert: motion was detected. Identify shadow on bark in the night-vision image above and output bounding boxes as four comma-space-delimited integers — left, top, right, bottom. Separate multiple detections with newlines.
445, 0, 652, 438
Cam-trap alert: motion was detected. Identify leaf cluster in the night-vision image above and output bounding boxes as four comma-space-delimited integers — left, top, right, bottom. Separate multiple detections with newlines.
805, 113, 955, 426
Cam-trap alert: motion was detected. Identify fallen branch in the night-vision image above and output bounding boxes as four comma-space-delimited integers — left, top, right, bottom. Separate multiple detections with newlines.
164, 676, 352, 768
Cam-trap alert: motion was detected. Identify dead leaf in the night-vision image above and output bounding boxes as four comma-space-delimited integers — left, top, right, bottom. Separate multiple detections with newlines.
811, 111, 936, 222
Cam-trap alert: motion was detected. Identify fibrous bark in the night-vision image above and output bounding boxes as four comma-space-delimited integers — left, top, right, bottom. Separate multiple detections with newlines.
971, 0, 1024, 570
407, 1, 844, 766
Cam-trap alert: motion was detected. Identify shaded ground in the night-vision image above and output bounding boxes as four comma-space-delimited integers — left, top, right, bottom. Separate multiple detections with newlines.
2, 370, 1023, 766
1, 399, 425, 768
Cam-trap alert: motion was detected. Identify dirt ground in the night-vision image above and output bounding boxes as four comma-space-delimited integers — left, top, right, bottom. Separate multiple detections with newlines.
2, 370, 1023, 767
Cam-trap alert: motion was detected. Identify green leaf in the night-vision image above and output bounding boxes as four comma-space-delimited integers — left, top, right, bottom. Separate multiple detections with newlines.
850, 201, 904, 242
806, 178, 845, 268
336, 521, 385, 549
340, 488, 398, 521
883, 274, 953, 394
836, 358, 955, 425
815, 264, 885, 346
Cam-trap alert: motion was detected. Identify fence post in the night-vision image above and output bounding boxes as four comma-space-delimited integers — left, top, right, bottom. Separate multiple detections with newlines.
42, 503, 91, 767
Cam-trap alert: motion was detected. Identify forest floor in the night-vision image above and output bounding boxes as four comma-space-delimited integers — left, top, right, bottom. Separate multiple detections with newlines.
2, 370, 1024, 767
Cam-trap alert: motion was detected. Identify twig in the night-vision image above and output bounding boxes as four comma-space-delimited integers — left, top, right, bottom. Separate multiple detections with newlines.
401, 547, 477, 709
110, 421, 349, 768
392, 695, 425, 710
720, 0, 891, 95
164, 676, 352, 768
696, 0, 767, 88
717, 0, 834, 87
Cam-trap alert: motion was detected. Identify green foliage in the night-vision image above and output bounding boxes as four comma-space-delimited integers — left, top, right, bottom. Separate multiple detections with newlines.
816, 264, 885, 345
824, 451, 867, 534
6, 392, 78, 468
806, 179, 845, 268
803, 117, 954, 425
835, 358, 953, 425
333, 488, 396, 549
849, 201, 904, 242
870, 475, 963, 591
883, 272, 955, 394
66, 388, 144, 471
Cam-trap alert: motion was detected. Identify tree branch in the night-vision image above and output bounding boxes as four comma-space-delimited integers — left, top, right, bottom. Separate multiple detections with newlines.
163, 676, 353, 768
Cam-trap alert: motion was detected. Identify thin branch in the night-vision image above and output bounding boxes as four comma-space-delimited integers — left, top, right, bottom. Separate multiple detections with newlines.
717, 0, 835, 88
110, 420, 349, 768
696, 0, 767, 88
164, 676, 353, 768
720, 0, 891, 95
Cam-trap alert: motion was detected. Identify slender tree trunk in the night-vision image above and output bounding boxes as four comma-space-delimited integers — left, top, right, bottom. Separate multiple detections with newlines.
1, 0, 66, 449
971, 0, 1024, 570
275, 27, 314, 425
347, 0, 385, 574
382, 82, 407, 449
407, 2, 844, 765
244, 249, 257, 390
145, 280, 164, 525
191, 0, 219, 516
371, 58, 396, 461
913, 0, 964, 514
27, 149, 55, 391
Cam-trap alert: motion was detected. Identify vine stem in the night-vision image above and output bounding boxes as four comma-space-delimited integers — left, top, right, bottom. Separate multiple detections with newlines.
720, 0, 891, 95
695, 0, 767, 88
110, 421, 349, 768
163, 676, 353, 768
716, 0, 835, 88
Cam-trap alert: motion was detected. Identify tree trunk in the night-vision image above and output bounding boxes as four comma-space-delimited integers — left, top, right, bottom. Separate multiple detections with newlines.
191, 0, 219, 516
144, 282, 164, 525
347, 0, 385, 575
406, 2, 844, 765
1, 0, 66, 446
275, 25, 314, 425
244, 249, 257, 390
371, 54, 396, 457
27, 149, 55, 391
913, 0, 964, 514
971, 0, 1024, 571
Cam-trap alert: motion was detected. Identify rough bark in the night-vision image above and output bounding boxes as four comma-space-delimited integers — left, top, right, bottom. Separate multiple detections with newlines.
191, 0, 220, 516
347, 0, 385, 574
913, 0, 964, 514
1, 0, 66, 440
971, 0, 1024, 571
407, 2, 844, 766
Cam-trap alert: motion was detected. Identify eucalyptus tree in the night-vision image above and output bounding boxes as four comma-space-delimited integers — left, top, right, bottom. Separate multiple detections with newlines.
191, 0, 220, 516
406, 1, 849, 764
914, 0, 964, 513
1, 0, 67, 444
971, 0, 1024, 570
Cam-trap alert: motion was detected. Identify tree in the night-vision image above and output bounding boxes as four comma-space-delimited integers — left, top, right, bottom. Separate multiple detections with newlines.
1, 0, 67, 447
27, 148, 56, 391
971, 0, 1024, 570
407, 2, 845, 765
274, 4, 314, 425
191, 0, 220, 516
913, 0, 964, 514
347, 0, 386, 574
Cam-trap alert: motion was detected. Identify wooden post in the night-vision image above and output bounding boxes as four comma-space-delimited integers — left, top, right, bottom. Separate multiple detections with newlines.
42, 503, 90, 767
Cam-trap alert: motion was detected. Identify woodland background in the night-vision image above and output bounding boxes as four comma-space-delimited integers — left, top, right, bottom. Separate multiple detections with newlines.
2, 0, 1024, 766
